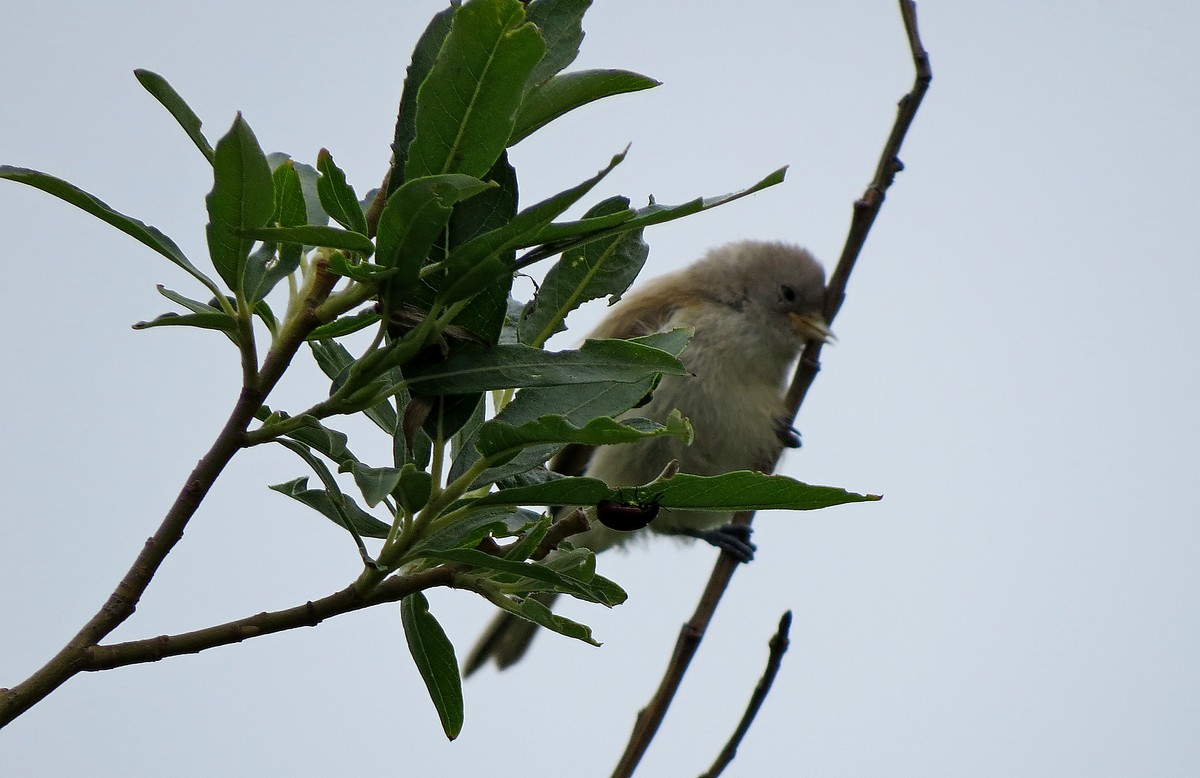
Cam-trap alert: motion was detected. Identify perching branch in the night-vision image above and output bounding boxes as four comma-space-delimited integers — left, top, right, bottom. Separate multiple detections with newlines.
699, 611, 793, 778
609, 4, 931, 776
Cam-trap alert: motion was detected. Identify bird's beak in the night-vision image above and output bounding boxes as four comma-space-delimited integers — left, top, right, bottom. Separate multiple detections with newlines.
788, 312, 836, 343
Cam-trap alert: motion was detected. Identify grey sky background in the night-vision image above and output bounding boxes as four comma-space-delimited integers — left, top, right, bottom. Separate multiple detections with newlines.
2, 1, 1198, 775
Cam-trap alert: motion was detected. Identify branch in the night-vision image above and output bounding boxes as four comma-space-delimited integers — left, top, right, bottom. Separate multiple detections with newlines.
699, 611, 793, 778
83, 567, 457, 671
0, 263, 343, 728
609, 4, 931, 776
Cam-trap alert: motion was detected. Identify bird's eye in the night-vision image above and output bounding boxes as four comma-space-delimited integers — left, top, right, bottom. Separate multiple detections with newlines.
780, 284, 797, 302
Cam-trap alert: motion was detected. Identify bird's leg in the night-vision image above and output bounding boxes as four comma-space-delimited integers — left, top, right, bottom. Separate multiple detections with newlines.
774, 416, 802, 448
679, 524, 756, 563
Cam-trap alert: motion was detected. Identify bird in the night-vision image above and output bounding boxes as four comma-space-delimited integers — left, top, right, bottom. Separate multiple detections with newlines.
463, 240, 832, 675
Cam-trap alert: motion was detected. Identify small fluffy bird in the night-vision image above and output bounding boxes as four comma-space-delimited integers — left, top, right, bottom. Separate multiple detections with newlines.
464, 240, 831, 674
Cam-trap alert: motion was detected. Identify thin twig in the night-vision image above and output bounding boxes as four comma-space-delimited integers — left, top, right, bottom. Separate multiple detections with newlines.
82, 567, 457, 671
0, 265, 343, 727
609, 4, 931, 776
699, 611, 793, 778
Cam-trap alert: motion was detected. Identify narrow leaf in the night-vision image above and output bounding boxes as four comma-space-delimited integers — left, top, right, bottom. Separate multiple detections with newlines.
401, 593, 464, 740
341, 462, 403, 508
524, 0, 591, 87
239, 225, 375, 255
205, 114, 275, 292
430, 548, 619, 606
435, 148, 627, 303
268, 153, 329, 226
401, 338, 686, 395
376, 174, 495, 313
268, 476, 392, 539
515, 167, 788, 269
316, 149, 368, 235
405, 0, 546, 180
511, 69, 660, 145
410, 508, 538, 556
133, 69, 214, 163
518, 196, 647, 346
308, 339, 398, 434
0, 166, 221, 295
481, 590, 600, 644
476, 413, 692, 468
306, 309, 382, 341
389, 5, 456, 192
254, 406, 355, 464
132, 311, 237, 333
474, 471, 881, 512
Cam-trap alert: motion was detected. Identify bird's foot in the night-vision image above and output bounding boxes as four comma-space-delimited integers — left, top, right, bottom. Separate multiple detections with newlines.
774, 417, 802, 448
680, 523, 756, 563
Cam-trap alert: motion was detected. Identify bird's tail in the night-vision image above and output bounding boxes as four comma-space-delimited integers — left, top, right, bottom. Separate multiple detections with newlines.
463, 592, 561, 676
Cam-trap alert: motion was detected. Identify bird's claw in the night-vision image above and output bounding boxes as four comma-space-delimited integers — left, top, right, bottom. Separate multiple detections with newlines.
775, 417, 802, 448
682, 524, 756, 563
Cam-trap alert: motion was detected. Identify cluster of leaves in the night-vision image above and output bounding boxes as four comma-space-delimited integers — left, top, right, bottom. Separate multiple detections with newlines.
1, 0, 874, 739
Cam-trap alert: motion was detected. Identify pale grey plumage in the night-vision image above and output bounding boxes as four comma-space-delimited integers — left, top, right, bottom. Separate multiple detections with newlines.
464, 240, 829, 675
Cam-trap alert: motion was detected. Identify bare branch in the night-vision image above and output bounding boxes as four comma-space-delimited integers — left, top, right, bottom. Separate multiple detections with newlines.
699, 611, 793, 778
610, 4, 931, 775
83, 567, 458, 671
0, 263, 342, 728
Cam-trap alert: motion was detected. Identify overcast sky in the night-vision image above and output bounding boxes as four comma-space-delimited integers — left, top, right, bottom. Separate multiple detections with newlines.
3, 1, 1198, 776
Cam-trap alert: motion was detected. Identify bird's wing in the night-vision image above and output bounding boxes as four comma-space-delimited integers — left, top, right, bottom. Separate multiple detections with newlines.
547, 280, 691, 477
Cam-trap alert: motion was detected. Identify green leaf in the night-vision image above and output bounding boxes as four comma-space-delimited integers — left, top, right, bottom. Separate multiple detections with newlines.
430, 548, 618, 606
133, 69, 214, 164
439, 154, 520, 344
254, 406, 355, 464
511, 69, 660, 145
515, 166, 788, 269
0, 166, 221, 296
268, 153, 329, 226
518, 196, 647, 347
400, 593, 464, 741
239, 225, 375, 255
389, 5, 456, 192
519, 207, 637, 247
341, 462, 403, 508
316, 149, 368, 235
155, 285, 220, 315
447, 331, 692, 488
396, 464, 434, 513
132, 311, 237, 333
524, 0, 591, 87
271, 159, 309, 228
476, 412, 692, 468
378, 174, 494, 269
481, 590, 599, 644
306, 309, 382, 340
405, 0, 546, 180
498, 330, 694, 427
269, 476, 392, 539
376, 174, 495, 313
244, 160, 307, 303
308, 339, 398, 435
401, 338, 686, 395
474, 471, 881, 513
205, 114, 275, 292
410, 507, 537, 556
434, 147, 627, 304
542, 551, 626, 607
500, 515, 551, 562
